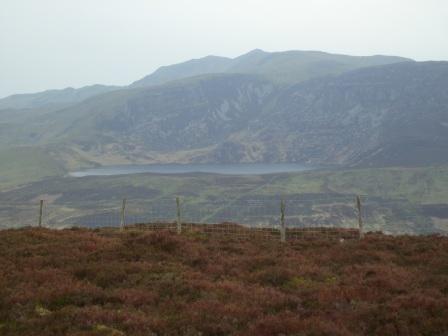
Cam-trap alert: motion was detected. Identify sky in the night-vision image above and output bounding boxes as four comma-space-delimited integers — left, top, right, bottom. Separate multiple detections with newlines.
0, 0, 447, 98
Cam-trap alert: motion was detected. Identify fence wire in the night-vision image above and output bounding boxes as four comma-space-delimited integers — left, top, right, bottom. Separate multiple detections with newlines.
1, 195, 447, 239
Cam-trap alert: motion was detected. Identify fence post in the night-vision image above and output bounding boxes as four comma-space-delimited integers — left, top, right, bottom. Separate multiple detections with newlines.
356, 195, 364, 239
38, 200, 44, 228
120, 198, 126, 231
176, 197, 182, 234
280, 199, 286, 242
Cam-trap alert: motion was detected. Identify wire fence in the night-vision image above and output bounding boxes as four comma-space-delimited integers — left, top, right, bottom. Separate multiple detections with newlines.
0, 195, 446, 240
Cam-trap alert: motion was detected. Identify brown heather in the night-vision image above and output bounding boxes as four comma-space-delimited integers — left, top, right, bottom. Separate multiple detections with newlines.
0, 227, 448, 335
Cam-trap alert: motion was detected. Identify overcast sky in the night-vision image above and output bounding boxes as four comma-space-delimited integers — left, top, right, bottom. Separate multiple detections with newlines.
0, 0, 447, 98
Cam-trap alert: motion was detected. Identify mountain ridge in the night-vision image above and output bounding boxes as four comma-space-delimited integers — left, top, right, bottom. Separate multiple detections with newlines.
1, 61, 446, 170
131, 48, 412, 88
0, 49, 412, 109
0, 84, 120, 110
1, 52, 446, 173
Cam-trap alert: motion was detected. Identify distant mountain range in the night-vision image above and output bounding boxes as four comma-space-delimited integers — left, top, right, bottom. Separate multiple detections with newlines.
0, 49, 410, 109
1, 49, 447, 170
0, 84, 119, 110
130, 49, 410, 87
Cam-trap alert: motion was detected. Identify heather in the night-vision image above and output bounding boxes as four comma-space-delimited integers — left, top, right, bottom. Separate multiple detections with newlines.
1, 228, 448, 335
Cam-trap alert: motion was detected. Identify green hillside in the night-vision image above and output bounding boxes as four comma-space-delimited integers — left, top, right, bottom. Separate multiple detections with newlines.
2, 53, 444, 174
1, 165, 448, 233
0, 85, 120, 110
131, 49, 411, 87
4, 61, 447, 170
0, 147, 65, 189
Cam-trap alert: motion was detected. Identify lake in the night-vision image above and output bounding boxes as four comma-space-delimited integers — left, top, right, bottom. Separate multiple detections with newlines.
69, 163, 314, 177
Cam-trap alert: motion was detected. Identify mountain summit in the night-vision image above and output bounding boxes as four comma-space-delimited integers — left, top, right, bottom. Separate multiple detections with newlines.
130, 49, 412, 87
2, 50, 444, 170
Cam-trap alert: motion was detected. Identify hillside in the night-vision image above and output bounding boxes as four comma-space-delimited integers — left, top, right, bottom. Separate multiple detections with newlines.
131, 49, 411, 87
0, 50, 409, 112
130, 55, 233, 87
0, 228, 447, 335
3, 61, 446, 170
0, 85, 119, 110
2, 74, 276, 166
252, 61, 448, 166
0, 147, 65, 189
1, 165, 448, 234
0, 53, 446, 189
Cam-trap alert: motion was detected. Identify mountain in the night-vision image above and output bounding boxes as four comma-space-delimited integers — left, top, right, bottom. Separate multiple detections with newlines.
131, 49, 412, 87
0, 49, 410, 111
4, 61, 447, 169
0, 84, 120, 110
218, 60, 448, 166
11, 74, 275, 166
130, 55, 233, 87
234, 61, 448, 166
179, 61, 448, 166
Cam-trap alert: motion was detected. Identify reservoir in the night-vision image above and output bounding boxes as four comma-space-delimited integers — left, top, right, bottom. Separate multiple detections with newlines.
69, 163, 314, 177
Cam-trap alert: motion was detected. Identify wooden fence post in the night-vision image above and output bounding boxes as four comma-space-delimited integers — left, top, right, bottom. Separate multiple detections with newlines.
280, 199, 286, 242
38, 200, 44, 228
120, 198, 126, 231
176, 197, 182, 234
356, 195, 364, 239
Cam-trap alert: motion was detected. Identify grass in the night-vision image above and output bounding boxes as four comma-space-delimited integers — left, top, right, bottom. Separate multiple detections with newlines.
4, 165, 448, 203
0, 147, 65, 189
2, 166, 448, 233
262, 167, 448, 204
0, 227, 447, 335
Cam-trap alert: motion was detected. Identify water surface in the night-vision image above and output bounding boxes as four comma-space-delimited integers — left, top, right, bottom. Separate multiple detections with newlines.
69, 163, 314, 177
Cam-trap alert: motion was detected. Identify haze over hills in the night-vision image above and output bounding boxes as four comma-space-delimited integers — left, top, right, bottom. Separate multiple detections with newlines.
0, 84, 120, 110
1, 50, 448, 235
3, 3, 448, 333
130, 49, 411, 88
0, 49, 446, 178
246, 61, 448, 166
3, 60, 447, 169
0, 49, 411, 109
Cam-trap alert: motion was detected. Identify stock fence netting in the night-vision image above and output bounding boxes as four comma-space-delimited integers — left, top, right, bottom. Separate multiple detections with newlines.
0, 194, 444, 238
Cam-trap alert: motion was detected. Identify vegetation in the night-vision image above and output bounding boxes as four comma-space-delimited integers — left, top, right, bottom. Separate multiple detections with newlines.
1, 165, 447, 233
131, 48, 410, 87
0, 147, 65, 189
3, 60, 448, 170
0, 85, 118, 110
271, 166, 448, 204
0, 228, 447, 335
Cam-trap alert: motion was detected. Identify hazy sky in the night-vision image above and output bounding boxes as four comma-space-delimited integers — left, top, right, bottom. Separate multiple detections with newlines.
1, 0, 447, 98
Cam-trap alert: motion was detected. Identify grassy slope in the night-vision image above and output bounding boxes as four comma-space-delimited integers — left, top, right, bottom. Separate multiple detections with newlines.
227, 51, 411, 85
0, 147, 65, 189
265, 167, 448, 204
0, 228, 447, 335
133, 49, 411, 87
5, 166, 448, 203
1, 166, 448, 232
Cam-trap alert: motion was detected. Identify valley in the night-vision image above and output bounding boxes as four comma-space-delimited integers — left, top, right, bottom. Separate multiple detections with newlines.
0, 50, 447, 235
1, 165, 448, 234
0, 49, 429, 174
3, 3, 448, 335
